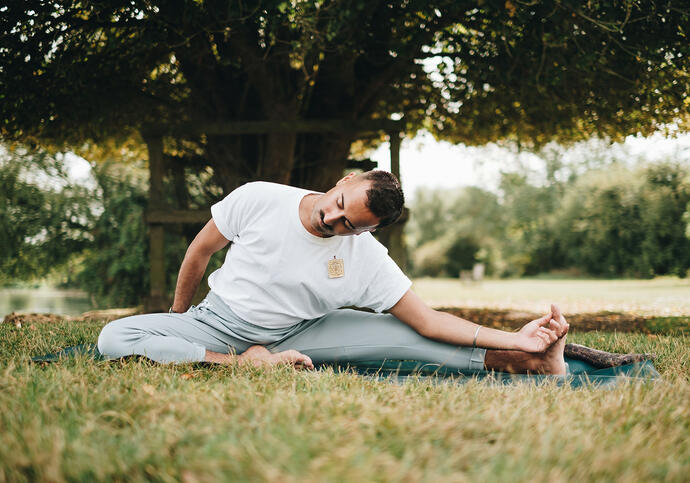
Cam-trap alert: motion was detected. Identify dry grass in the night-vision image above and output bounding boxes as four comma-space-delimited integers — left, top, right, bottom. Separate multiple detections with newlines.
1, 315, 689, 482
412, 276, 690, 316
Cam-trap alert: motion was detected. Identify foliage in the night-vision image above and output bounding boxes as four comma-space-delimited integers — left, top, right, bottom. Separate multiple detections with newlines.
0, 148, 94, 282
2, 1, 689, 192
72, 161, 226, 307
556, 162, 690, 277
72, 163, 151, 307
496, 170, 563, 276
556, 165, 644, 275
0, 147, 197, 306
407, 186, 503, 276
410, 237, 451, 277
4, 2, 689, 298
407, 157, 690, 278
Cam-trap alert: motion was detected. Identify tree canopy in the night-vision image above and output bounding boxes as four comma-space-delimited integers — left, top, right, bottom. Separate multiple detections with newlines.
2, 1, 689, 190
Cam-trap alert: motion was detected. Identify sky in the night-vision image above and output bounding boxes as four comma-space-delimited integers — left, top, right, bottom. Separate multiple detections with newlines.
371, 129, 690, 200
62, 130, 690, 198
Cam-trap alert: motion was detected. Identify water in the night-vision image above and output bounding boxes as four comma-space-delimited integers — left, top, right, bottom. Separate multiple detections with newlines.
0, 288, 94, 319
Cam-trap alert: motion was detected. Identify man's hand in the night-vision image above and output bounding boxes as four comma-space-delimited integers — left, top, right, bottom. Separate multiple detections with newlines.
514, 304, 569, 353
549, 303, 570, 337
238, 345, 314, 370
171, 219, 230, 313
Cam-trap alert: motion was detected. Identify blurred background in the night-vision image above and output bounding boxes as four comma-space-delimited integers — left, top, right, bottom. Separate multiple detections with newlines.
1, 1, 689, 316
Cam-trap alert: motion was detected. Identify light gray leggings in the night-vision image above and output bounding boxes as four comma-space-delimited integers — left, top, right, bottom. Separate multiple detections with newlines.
97, 292, 486, 371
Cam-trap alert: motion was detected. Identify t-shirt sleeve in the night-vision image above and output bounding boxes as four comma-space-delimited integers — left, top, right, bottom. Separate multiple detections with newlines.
357, 255, 412, 313
210, 183, 254, 241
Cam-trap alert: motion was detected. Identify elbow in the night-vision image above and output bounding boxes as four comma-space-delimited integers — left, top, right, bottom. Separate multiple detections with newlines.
184, 243, 213, 264
412, 312, 437, 339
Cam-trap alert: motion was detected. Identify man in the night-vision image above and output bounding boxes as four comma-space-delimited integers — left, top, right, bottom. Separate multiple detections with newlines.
98, 170, 569, 374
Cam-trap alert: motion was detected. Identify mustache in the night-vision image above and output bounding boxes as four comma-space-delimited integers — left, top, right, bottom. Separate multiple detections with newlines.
319, 210, 333, 230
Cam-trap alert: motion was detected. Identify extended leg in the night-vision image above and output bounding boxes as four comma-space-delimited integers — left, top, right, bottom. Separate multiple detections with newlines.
271, 309, 486, 372
271, 309, 567, 375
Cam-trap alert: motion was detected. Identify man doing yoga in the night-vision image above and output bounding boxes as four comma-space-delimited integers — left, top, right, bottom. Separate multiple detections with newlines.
98, 170, 569, 374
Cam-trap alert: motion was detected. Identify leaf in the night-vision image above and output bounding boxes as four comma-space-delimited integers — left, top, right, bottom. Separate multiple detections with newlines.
505, 1, 517, 18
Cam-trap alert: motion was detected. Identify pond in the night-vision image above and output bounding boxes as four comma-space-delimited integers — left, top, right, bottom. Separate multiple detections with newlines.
0, 288, 94, 319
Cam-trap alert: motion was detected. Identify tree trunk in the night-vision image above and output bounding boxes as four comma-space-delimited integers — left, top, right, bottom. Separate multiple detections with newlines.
260, 104, 298, 183
201, 130, 353, 194
205, 135, 255, 192
292, 133, 354, 191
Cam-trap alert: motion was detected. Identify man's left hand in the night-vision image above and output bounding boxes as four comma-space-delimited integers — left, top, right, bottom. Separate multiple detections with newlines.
514, 305, 569, 353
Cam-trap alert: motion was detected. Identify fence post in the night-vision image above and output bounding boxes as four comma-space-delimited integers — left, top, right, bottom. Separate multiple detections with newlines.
377, 131, 408, 271
144, 135, 168, 312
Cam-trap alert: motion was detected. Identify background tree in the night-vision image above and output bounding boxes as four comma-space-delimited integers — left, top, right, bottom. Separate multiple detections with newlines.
3, 2, 690, 303
2, 0, 689, 194
407, 186, 503, 276
407, 156, 690, 279
0, 148, 209, 306
0, 148, 94, 282
555, 162, 690, 277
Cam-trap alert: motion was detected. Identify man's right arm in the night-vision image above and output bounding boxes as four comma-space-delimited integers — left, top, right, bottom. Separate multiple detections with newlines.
170, 219, 230, 313
172, 218, 314, 369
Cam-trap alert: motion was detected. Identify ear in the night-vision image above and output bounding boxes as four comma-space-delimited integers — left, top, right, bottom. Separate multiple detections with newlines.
335, 172, 357, 185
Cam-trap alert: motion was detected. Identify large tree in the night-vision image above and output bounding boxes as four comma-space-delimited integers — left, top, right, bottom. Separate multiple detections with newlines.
2, 0, 689, 192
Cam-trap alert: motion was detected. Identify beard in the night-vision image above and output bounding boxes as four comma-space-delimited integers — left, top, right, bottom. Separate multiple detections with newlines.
313, 210, 334, 237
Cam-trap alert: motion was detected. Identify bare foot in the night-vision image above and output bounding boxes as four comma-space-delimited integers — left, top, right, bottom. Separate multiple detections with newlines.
537, 333, 567, 375
484, 345, 566, 375
267, 349, 314, 370
205, 346, 314, 369
538, 304, 569, 375
239, 345, 314, 370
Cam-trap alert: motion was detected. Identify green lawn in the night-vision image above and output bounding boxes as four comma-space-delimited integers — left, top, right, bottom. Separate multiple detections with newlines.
412, 276, 690, 316
1, 279, 689, 481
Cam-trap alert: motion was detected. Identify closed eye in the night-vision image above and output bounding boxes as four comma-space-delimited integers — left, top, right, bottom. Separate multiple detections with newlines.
340, 194, 356, 230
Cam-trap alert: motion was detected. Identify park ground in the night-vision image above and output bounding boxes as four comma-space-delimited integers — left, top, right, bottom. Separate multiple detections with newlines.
1, 278, 689, 481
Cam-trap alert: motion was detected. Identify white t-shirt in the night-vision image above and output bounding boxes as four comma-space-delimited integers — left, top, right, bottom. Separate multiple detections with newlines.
208, 181, 411, 328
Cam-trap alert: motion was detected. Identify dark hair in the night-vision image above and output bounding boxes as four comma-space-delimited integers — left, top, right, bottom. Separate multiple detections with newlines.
361, 170, 405, 228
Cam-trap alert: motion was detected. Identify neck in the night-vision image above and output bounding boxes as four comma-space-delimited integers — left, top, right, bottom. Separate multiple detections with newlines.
298, 193, 325, 237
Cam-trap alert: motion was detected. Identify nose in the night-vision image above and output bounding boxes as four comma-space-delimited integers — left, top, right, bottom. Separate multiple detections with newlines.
323, 208, 344, 227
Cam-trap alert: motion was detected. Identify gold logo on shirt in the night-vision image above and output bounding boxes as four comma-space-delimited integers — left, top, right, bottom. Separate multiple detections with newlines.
327, 257, 344, 278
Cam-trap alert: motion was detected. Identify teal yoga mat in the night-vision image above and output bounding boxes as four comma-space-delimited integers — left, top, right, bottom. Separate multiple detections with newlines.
323, 358, 661, 388
31, 344, 661, 388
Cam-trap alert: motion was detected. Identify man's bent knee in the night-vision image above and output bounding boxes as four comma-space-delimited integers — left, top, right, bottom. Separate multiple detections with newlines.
97, 319, 132, 359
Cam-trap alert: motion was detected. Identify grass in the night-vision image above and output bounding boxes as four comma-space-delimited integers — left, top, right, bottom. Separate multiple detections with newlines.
1, 279, 690, 482
1, 324, 689, 481
412, 276, 690, 316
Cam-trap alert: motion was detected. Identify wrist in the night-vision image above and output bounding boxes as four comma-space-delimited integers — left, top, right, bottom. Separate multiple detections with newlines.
470, 325, 519, 351
472, 325, 481, 348
508, 332, 524, 351
169, 304, 185, 313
